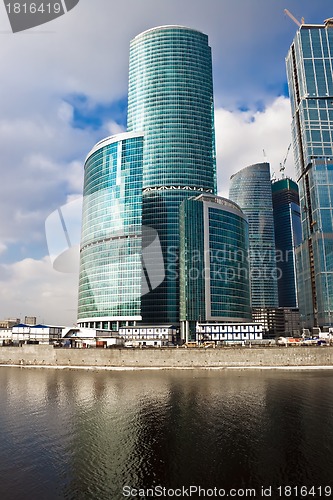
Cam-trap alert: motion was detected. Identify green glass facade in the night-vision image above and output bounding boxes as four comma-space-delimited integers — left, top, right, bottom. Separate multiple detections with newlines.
77, 132, 144, 328
272, 178, 302, 308
180, 195, 252, 339
286, 20, 333, 327
127, 26, 217, 324
229, 163, 279, 308
179, 197, 205, 326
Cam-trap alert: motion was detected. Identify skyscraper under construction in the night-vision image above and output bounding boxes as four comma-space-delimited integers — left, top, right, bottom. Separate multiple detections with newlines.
286, 18, 333, 327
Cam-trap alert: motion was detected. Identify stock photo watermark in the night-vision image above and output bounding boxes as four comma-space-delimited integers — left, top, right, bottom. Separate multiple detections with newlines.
4, 0, 80, 32
122, 484, 333, 498
45, 193, 291, 306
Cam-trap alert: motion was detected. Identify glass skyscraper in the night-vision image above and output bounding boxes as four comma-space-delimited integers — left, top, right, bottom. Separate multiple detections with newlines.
286, 19, 333, 327
127, 26, 216, 324
229, 163, 279, 308
77, 132, 144, 330
179, 194, 251, 339
272, 178, 302, 307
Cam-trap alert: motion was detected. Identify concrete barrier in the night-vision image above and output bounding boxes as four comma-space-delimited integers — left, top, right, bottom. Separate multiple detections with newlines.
0, 344, 332, 368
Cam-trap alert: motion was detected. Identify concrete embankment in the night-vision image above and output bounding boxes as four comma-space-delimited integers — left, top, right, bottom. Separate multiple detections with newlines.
0, 344, 333, 369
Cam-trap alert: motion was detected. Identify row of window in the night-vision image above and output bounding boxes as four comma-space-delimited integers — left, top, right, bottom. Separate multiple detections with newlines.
197, 333, 262, 340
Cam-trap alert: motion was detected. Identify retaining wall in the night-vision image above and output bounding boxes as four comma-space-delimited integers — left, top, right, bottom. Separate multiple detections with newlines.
0, 345, 333, 368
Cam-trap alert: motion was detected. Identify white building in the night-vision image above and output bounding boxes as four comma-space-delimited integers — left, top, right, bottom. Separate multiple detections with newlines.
12, 324, 63, 345
118, 325, 177, 347
62, 328, 123, 348
0, 328, 13, 345
196, 323, 263, 344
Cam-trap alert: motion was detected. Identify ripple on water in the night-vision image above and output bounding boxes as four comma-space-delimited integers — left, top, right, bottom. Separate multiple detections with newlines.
0, 368, 332, 499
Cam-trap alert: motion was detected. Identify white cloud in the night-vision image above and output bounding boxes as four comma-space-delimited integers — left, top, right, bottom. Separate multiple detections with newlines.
57, 101, 74, 123
215, 96, 295, 197
105, 121, 126, 137
0, 107, 95, 251
0, 257, 78, 325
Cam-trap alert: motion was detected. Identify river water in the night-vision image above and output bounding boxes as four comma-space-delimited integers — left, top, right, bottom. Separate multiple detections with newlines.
0, 367, 332, 500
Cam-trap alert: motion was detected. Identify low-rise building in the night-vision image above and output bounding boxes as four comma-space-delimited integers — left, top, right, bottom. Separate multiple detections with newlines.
62, 328, 123, 348
252, 307, 300, 338
118, 325, 177, 347
0, 318, 20, 329
12, 324, 63, 345
196, 323, 263, 344
24, 316, 37, 326
0, 328, 13, 345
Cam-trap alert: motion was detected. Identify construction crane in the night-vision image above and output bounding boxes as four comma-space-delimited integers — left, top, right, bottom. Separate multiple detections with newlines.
284, 9, 304, 27
280, 143, 291, 179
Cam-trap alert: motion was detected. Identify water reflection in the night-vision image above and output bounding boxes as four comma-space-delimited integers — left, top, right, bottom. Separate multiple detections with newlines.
0, 368, 332, 499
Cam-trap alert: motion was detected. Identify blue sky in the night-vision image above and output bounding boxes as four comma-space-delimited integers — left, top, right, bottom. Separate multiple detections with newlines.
0, 0, 332, 324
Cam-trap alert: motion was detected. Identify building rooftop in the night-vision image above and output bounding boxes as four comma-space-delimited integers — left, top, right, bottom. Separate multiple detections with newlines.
299, 19, 333, 29
131, 25, 205, 40
230, 162, 270, 180
191, 193, 244, 213
85, 131, 144, 163
271, 177, 298, 193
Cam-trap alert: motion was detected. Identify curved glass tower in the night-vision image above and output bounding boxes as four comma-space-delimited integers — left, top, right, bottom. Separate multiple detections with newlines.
127, 25, 217, 323
77, 132, 144, 329
229, 163, 279, 308
179, 194, 252, 339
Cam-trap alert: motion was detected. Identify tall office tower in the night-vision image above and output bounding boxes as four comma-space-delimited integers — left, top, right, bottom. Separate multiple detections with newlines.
127, 26, 216, 324
272, 178, 302, 307
286, 18, 333, 327
77, 132, 144, 330
229, 163, 279, 308
179, 194, 252, 340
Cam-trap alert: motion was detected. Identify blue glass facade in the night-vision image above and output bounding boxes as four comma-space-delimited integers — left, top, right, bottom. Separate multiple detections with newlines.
286, 20, 333, 326
127, 26, 216, 324
127, 26, 216, 192
179, 195, 251, 340
229, 163, 279, 308
77, 132, 144, 328
272, 178, 302, 308
78, 26, 257, 332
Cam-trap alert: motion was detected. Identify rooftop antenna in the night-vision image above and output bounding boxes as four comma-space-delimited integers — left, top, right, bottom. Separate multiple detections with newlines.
284, 9, 303, 28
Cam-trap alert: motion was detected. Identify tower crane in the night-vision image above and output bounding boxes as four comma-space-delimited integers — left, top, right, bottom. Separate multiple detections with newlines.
280, 143, 291, 179
284, 9, 304, 27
